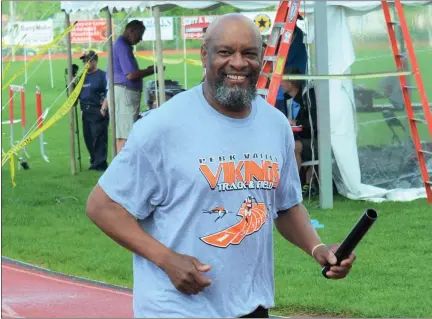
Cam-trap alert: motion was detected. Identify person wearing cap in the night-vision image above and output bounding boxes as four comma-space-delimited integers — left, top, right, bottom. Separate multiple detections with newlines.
78, 50, 109, 171
113, 20, 160, 153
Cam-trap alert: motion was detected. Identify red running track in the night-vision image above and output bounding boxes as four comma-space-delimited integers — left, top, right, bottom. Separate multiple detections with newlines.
1, 258, 133, 318
1, 257, 293, 319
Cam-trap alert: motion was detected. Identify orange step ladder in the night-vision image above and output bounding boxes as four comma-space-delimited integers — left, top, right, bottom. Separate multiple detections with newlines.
256, 0, 301, 106
382, 0, 432, 203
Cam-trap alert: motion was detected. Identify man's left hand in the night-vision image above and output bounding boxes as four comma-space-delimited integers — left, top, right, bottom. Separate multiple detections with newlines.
313, 244, 356, 279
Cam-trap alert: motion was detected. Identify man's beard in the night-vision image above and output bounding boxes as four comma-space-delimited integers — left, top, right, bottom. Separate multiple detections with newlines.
213, 74, 257, 112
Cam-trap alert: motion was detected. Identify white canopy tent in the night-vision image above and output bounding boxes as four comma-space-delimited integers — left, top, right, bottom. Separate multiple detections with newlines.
61, 1, 432, 207
61, 1, 430, 15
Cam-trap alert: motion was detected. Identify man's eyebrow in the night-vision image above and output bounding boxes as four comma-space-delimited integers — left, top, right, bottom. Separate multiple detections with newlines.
214, 45, 260, 52
243, 47, 260, 52
214, 45, 233, 50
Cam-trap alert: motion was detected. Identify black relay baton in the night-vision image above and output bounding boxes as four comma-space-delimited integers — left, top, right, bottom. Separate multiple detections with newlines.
321, 208, 378, 279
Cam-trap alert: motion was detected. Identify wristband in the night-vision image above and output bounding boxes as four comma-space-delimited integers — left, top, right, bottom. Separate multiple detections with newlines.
311, 243, 326, 258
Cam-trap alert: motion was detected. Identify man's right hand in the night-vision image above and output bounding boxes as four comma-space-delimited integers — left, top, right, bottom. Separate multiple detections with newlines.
160, 252, 212, 295
100, 108, 107, 118
145, 65, 166, 75
146, 65, 156, 75
129, 65, 166, 80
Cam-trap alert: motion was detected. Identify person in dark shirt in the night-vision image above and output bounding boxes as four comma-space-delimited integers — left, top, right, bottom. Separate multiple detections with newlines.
274, 19, 308, 115
281, 67, 318, 194
78, 50, 109, 171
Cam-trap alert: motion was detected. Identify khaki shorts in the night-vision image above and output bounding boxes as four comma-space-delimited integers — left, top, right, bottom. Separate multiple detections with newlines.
114, 85, 141, 139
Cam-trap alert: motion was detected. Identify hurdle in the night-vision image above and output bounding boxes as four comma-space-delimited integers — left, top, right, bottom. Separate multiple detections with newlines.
4, 85, 50, 165
36, 86, 49, 162
8, 85, 30, 162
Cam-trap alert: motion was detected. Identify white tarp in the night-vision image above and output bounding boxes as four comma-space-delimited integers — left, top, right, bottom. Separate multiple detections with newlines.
319, 6, 394, 202
146, 1, 279, 11
61, 1, 147, 14
61, 1, 432, 14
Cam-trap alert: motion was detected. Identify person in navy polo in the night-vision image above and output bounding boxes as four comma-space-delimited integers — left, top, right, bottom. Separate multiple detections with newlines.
78, 51, 109, 171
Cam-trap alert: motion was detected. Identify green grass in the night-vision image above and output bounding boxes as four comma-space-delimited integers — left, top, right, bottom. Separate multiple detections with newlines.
273, 198, 432, 318
2, 49, 432, 318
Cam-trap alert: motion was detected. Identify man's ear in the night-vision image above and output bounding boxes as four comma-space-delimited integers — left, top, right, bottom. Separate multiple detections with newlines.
201, 44, 207, 69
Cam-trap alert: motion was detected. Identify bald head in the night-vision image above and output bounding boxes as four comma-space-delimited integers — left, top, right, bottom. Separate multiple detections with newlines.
204, 13, 262, 49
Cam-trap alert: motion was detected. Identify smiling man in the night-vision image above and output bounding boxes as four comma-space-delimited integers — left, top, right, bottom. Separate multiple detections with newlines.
86, 13, 356, 319
201, 16, 260, 117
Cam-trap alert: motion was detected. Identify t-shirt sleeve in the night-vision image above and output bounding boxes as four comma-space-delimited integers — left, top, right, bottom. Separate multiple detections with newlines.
98, 122, 165, 220
274, 125, 303, 216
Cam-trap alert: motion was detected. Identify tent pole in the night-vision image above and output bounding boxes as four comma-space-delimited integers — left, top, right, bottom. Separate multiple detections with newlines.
314, 1, 333, 209
183, 36, 188, 89
153, 6, 166, 104
65, 12, 77, 176
10, 1, 15, 62
105, 8, 117, 158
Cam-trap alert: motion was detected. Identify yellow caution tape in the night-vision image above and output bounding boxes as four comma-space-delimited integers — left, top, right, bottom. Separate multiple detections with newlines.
2, 43, 63, 50
184, 58, 203, 66
1, 65, 89, 167
137, 54, 184, 65
2, 60, 13, 82
2, 22, 78, 91
10, 154, 16, 188
282, 70, 412, 80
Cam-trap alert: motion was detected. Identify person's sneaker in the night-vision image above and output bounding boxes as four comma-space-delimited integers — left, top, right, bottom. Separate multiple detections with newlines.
310, 184, 318, 196
302, 184, 318, 196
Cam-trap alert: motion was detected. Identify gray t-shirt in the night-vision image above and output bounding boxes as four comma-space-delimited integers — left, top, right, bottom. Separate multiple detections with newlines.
98, 84, 302, 318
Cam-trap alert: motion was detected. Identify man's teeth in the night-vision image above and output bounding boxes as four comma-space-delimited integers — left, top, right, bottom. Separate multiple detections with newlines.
226, 75, 246, 80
